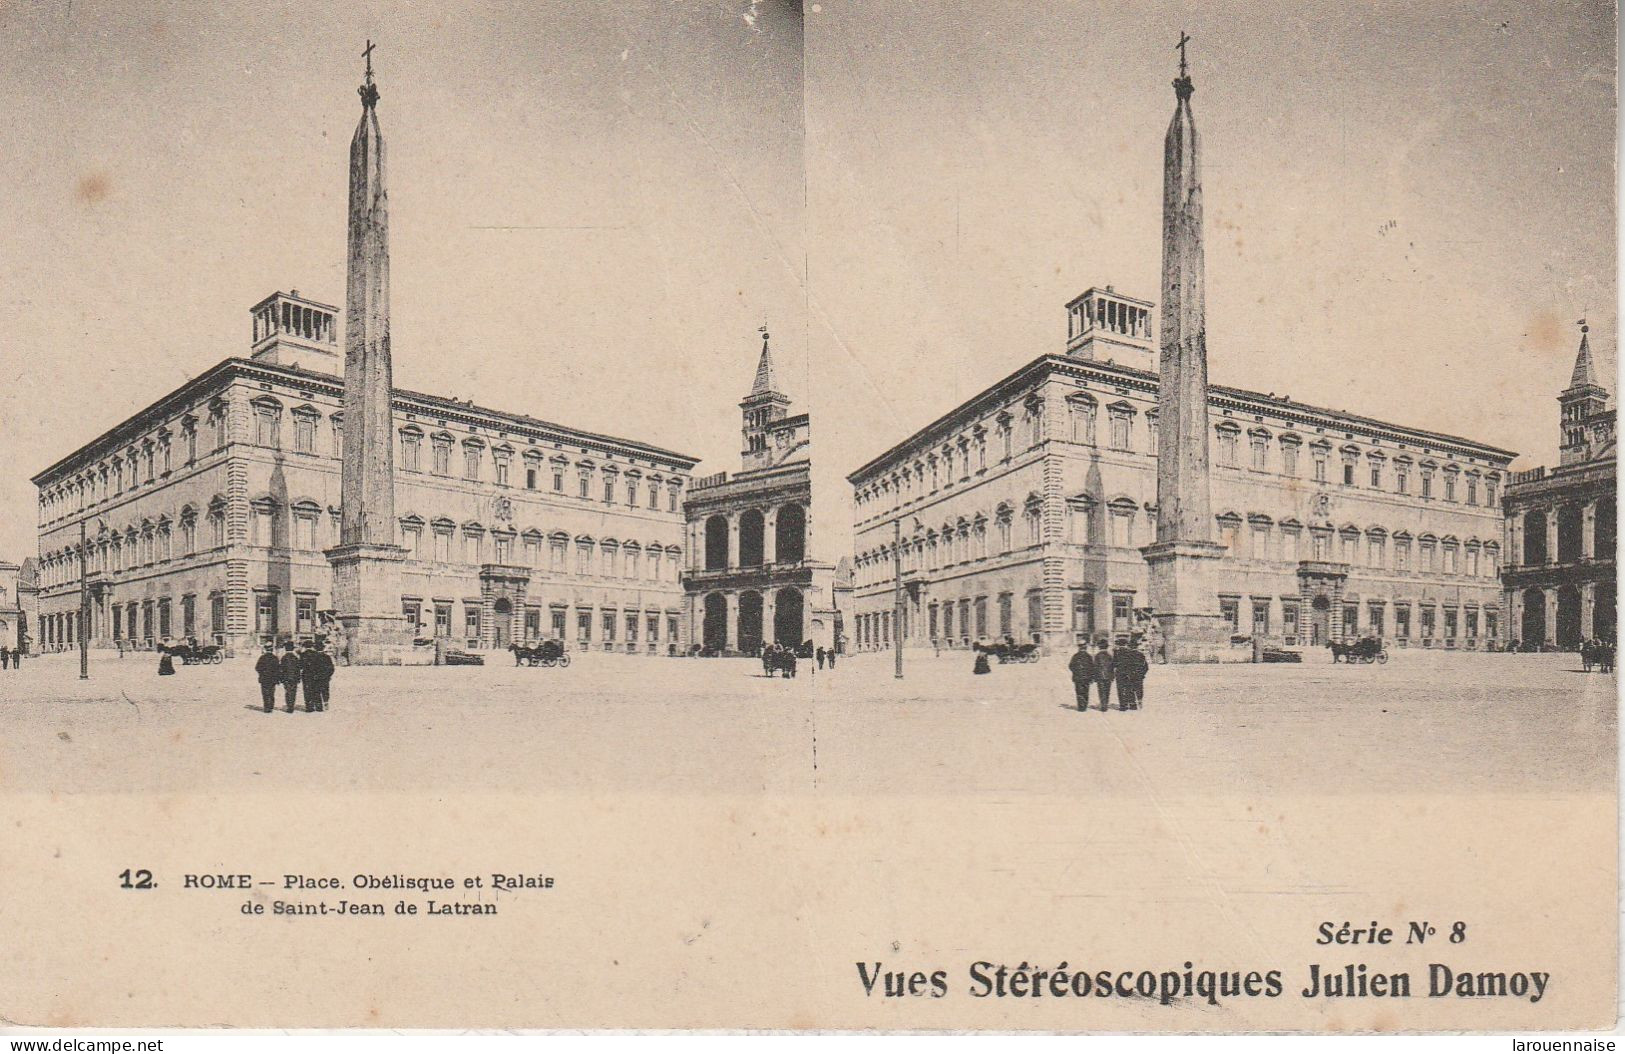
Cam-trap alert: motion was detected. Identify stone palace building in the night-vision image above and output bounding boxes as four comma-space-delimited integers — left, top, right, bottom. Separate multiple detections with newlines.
30, 295, 696, 655
680, 332, 845, 654
847, 292, 1513, 655
1502, 325, 1617, 647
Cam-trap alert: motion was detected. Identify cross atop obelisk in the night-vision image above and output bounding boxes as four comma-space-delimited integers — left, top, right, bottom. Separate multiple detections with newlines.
1176, 31, 1191, 77
359, 39, 380, 107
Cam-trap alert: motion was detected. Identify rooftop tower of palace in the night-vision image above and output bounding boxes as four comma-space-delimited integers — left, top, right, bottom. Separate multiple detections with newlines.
845, 41, 1515, 658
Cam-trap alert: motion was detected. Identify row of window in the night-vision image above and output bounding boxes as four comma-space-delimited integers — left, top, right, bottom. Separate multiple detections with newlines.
38, 594, 687, 650
39, 593, 223, 647
41, 394, 687, 529
853, 398, 1039, 519
855, 590, 1049, 649
851, 390, 1503, 523
1212, 426, 1500, 505
853, 500, 1505, 588
39, 405, 228, 523
395, 600, 681, 647
399, 428, 684, 511
1219, 597, 1500, 642
39, 504, 228, 587
38, 499, 685, 588
1212, 518, 1501, 578
845, 592, 1505, 653
400, 522, 681, 582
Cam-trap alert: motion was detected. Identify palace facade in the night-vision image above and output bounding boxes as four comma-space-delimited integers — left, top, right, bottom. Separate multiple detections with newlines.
1502, 326, 1617, 647
681, 333, 845, 654
848, 286, 1514, 655
32, 291, 697, 654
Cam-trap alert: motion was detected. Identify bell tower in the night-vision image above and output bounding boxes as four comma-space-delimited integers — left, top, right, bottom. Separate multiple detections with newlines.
740, 326, 792, 471
1559, 322, 1610, 467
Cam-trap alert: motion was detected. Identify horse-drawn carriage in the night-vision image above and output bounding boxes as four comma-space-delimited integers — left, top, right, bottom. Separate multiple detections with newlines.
162, 639, 224, 665
1329, 636, 1388, 664
510, 639, 572, 668
761, 643, 799, 678
974, 639, 1041, 664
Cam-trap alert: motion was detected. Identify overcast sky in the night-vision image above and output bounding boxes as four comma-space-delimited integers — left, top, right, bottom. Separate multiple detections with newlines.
0, 0, 1614, 563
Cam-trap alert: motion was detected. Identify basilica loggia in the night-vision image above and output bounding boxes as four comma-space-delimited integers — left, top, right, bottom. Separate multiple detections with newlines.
1501, 326, 1618, 649
680, 331, 848, 656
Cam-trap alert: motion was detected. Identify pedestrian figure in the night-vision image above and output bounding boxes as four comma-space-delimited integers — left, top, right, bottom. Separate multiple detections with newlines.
316, 644, 336, 710
11, 647, 22, 669
1092, 637, 1116, 711
972, 649, 991, 675
254, 642, 280, 713
1067, 636, 1096, 712
300, 641, 331, 712
157, 646, 176, 677
1, 648, 9, 671
278, 641, 302, 713
827, 649, 837, 670
1115, 638, 1148, 710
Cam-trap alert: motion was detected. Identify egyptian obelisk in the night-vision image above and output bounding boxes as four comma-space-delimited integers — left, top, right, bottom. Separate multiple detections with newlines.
326, 42, 412, 665
1140, 35, 1232, 662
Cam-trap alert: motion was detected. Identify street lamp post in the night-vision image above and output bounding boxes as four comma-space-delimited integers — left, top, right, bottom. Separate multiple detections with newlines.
78, 519, 89, 680
893, 517, 903, 679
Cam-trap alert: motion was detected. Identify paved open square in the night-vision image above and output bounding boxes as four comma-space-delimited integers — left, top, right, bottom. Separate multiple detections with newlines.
1, 647, 1616, 1029
0, 648, 1613, 797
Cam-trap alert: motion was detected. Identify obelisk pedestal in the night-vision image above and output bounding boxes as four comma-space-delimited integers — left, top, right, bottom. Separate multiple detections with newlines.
1142, 540, 1232, 662
327, 542, 411, 665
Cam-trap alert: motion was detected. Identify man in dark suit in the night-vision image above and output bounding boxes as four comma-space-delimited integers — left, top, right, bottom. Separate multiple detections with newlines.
1114, 638, 1148, 710
277, 641, 302, 713
298, 642, 324, 712
254, 642, 281, 713
1091, 637, 1115, 712
1067, 636, 1095, 712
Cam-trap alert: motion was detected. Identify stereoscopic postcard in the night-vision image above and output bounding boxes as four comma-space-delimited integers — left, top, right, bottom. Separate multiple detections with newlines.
0, 0, 1617, 1033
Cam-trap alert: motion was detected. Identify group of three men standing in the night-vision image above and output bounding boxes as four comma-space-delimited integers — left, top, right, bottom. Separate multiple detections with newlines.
254, 641, 335, 713
1068, 636, 1149, 712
